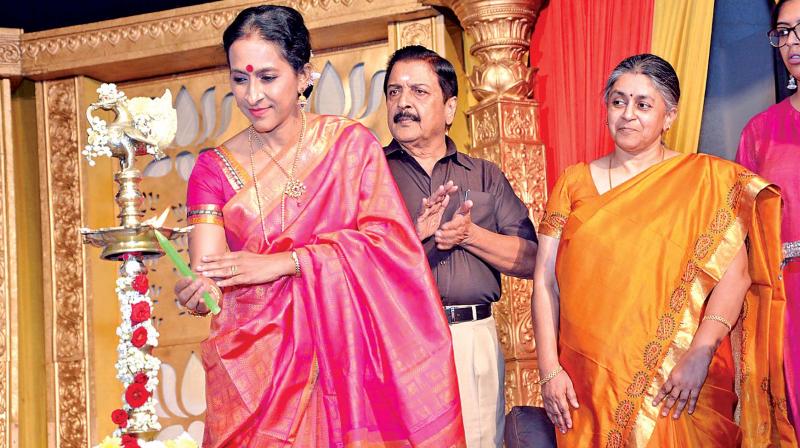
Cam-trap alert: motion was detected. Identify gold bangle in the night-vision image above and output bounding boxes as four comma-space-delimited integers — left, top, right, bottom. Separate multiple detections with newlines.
538, 365, 564, 386
185, 307, 208, 317
290, 250, 301, 278
185, 284, 221, 317
208, 284, 222, 306
702, 314, 732, 332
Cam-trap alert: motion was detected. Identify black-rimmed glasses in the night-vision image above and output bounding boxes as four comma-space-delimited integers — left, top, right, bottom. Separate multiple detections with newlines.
768, 23, 800, 48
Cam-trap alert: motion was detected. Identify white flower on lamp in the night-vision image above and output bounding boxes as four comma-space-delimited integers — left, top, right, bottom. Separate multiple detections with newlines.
83, 84, 177, 167
128, 90, 178, 155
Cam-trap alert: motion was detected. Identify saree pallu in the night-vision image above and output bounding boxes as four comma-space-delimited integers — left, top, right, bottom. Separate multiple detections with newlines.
737, 99, 800, 439
194, 115, 465, 447
539, 154, 797, 447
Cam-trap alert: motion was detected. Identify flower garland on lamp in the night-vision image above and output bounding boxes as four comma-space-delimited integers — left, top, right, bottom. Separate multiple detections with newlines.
80, 83, 197, 448
94, 255, 199, 448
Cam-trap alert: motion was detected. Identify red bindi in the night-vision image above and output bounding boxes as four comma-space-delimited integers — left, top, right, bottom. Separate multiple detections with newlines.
245, 64, 254, 73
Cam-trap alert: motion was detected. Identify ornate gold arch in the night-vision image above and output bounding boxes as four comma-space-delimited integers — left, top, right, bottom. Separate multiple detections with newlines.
0, 0, 547, 445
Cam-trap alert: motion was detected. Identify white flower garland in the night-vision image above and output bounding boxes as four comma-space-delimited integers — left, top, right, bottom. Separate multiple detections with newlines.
94, 256, 200, 447
114, 256, 161, 436
95, 432, 197, 448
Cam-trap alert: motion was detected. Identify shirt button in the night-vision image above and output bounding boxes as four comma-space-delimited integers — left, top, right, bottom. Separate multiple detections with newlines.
439, 260, 446, 265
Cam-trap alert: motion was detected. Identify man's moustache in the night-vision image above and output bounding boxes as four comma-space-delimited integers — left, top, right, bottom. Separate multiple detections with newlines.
393, 111, 420, 123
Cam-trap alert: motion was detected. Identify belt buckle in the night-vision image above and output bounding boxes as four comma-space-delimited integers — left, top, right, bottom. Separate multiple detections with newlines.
445, 307, 456, 324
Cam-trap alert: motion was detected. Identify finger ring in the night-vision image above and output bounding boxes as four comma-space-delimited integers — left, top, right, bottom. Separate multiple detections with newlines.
231, 265, 237, 275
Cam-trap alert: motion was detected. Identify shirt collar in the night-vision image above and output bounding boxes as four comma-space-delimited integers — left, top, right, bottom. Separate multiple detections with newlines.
384, 136, 474, 170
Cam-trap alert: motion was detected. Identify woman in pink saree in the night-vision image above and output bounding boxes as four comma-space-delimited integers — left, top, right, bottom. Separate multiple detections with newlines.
737, 0, 800, 438
174, 6, 464, 447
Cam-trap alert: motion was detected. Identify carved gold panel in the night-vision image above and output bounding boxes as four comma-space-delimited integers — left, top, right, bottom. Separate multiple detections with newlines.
389, 15, 445, 51
19, 0, 435, 82
468, 99, 547, 409
37, 78, 92, 448
0, 29, 22, 79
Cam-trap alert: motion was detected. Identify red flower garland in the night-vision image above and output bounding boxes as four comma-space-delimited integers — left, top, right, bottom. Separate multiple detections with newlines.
131, 327, 148, 348
111, 408, 128, 428
134, 372, 148, 385
132, 274, 149, 295
130, 302, 151, 324
121, 433, 140, 448
125, 383, 150, 408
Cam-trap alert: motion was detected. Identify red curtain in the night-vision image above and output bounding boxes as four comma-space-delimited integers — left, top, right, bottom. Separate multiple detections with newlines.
530, 0, 655, 189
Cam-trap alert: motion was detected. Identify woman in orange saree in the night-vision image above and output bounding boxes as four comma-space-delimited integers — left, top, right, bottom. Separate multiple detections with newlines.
532, 54, 797, 447
174, 6, 464, 447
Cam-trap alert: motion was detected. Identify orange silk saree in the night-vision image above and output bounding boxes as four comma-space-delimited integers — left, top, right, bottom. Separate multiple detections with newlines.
539, 154, 797, 447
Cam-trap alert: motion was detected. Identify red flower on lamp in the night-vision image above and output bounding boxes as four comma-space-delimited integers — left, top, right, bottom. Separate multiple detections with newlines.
121, 433, 140, 448
134, 372, 148, 385
125, 382, 150, 408
111, 408, 128, 428
131, 327, 148, 348
130, 302, 151, 324
132, 274, 149, 295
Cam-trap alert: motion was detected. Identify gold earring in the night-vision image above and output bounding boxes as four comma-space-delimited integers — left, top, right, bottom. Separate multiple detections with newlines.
297, 92, 307, 109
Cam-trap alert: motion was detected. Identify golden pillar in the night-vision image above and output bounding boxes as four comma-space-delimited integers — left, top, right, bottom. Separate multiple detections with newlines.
0, 27, 22, 448
446, 0, 547, 408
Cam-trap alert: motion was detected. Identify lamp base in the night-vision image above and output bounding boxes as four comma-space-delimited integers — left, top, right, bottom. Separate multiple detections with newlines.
80, 225, 190, 261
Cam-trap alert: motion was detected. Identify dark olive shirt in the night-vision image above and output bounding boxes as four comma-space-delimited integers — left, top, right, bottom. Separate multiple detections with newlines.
384, 137, 537, 306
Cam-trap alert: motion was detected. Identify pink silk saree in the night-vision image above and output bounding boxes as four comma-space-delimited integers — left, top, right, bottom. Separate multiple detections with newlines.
186, 115, 465, 447
738, 97, 800, 439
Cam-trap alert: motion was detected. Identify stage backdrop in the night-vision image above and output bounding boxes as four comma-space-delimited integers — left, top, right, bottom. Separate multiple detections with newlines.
0, 0, 549, 445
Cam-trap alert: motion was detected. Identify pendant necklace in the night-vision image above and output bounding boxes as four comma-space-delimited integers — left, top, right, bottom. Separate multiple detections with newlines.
247, 110, 307, 241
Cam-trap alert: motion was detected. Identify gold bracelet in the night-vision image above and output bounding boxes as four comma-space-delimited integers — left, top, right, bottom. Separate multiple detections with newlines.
702, 314, 732, 332
185, 284, 221, 317
538, 365, 564, 386
290, 250, 301, 278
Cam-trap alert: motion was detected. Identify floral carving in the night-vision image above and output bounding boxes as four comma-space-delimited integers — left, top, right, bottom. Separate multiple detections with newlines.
58, 360, 88, 448
23, 0, 374, 64
449, 0, 544, 102
474, 109, 499, 145
46, 80, 89, 446
399, 23, 432, 48
0, 43, 21, 64
47, 81, 85, 360
503, 107, 535, 140
23, 11, 238, 59
468, 100, 546, 408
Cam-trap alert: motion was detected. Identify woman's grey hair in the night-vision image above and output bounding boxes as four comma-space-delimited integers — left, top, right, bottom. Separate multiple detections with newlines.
603, 54, 680, 111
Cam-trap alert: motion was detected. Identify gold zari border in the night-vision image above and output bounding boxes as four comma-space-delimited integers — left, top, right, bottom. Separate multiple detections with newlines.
605, 172, 763, 447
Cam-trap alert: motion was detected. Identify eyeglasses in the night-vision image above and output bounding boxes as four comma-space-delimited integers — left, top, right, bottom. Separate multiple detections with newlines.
768, 23, 800, 48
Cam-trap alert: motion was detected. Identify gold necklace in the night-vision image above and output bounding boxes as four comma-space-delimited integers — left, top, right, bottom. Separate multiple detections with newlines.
608, 145, 666, 190
247, 111, 307, 238
249, 111, 307, 199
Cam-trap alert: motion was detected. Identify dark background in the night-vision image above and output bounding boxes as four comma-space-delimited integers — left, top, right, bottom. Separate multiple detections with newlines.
0, 0, 212, 32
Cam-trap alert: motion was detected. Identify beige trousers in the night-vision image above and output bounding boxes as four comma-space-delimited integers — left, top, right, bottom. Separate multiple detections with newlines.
449, 315, 505, 448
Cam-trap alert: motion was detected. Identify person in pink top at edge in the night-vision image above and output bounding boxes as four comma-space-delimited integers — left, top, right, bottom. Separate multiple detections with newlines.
173, 5, 465, 447
737, 0, 800, 439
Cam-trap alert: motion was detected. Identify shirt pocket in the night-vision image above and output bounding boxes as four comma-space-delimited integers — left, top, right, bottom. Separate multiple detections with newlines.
466, 191, 498, 231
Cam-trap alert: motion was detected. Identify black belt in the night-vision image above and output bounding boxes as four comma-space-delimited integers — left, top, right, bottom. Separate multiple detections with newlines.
444, 304, 492, 325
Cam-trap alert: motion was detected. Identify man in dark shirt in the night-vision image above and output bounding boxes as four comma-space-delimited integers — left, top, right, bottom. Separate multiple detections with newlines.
383, 45, 538, 447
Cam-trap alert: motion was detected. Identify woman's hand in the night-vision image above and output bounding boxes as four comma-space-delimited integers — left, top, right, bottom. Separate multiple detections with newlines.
174, 276, 216, 316
541, 369, 579, 434
653, 346, 714, 418
196, 251, 295, 288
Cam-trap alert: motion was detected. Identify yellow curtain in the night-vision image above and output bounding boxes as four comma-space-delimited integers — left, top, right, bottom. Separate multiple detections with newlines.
652, 0, 716, 153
